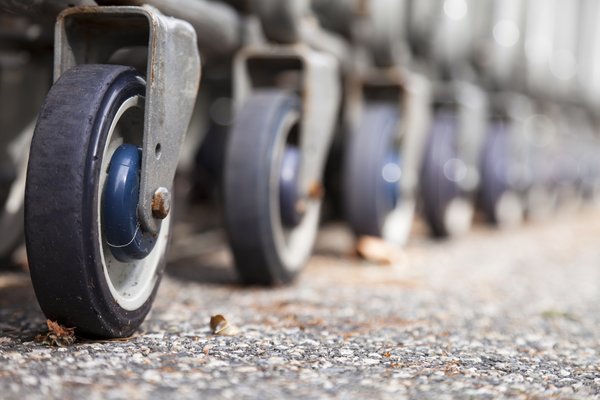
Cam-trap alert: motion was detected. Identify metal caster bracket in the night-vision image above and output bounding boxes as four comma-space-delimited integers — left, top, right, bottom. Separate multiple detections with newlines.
233, 45, 341, 199
54, 5, 201, 233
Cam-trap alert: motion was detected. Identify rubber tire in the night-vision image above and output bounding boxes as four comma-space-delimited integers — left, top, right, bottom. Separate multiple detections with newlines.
25, 64, 166, 338
224, 89, 308, 285
420, 110, 465, 237
344, 104, 400, 237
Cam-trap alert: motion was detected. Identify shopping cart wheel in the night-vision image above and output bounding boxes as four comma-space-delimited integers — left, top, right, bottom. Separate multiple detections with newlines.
344, 103, 414, 244
25, 65, 170, 338
420, 110, 473, 237
224, 89, 318, 285
479, 121, 523, 227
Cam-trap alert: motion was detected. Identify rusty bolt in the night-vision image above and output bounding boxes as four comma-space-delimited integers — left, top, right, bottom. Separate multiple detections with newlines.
151, 187, 171, 220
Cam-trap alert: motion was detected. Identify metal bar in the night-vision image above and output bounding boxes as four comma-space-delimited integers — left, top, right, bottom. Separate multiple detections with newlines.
253, 0, 309, 43
96, 0, 243, 58
299, 20, 352, 68
0, 0, 95, 18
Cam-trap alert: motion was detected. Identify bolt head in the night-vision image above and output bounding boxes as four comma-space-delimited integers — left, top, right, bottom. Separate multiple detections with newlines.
151, 187, 171, 219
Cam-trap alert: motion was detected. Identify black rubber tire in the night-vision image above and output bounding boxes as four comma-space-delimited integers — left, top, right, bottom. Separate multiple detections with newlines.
25, 64, 167, 338
344, 104, 400, 237
420, 110, 463, 237
224, 89, 310, 285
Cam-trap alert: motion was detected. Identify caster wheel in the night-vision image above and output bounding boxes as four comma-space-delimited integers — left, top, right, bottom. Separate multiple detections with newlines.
224, 89, 319, 285
479, 121, 523, 227
420, 110, 473, 237
26, 65, 170, 338
344, 103, 414, 245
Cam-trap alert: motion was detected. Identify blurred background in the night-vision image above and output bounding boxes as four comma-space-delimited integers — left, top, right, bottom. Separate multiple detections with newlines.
1, 0, 600, 280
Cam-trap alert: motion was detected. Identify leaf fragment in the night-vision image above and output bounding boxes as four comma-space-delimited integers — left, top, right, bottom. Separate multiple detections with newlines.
34, 320, 76, 347
355, 236, 404, 265
209, 314, 238, 336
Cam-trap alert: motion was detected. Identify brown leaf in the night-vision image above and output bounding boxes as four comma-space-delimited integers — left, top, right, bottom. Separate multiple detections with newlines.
47, 320, 75, 337
35, 320, 76, 347
355, 236, 404, 265
209, 314, 238, 336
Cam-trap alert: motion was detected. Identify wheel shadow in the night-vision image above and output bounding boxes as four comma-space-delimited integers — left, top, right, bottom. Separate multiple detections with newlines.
167, 256, 239, 286
166, 227, 240, 286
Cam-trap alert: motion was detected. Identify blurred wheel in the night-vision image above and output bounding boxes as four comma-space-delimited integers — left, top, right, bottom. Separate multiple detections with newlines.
344, 103, 414, 244
420, 110, 473, 237
224, 89, 320, 285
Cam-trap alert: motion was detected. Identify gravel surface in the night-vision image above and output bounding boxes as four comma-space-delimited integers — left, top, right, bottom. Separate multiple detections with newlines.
1, 209, 600, 399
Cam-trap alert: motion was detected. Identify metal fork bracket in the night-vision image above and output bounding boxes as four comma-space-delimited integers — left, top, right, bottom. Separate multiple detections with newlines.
233, 46, 340, 199
253, 0, 308, 44
346, 66, 432, 198
55, 6, 201, 233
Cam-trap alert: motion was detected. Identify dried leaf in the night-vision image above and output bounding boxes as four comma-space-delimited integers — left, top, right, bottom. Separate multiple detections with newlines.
47, 320, 74, 337
35, 320, 76, 347
356, 236, 404, 265
209, 314, 238, 336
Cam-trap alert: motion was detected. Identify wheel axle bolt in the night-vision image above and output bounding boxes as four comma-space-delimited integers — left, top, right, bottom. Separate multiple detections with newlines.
152, 187, 171, 219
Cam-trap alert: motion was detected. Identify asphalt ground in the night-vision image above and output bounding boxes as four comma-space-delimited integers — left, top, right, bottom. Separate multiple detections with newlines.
1, 207, 600, 399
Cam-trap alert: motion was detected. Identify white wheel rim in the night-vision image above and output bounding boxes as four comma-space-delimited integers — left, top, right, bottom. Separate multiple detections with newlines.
495, 191, 524, 228
382, 199, 416, 245
443, 197, 474, 236
270, 111, 319, 272
97, 95, 169, 311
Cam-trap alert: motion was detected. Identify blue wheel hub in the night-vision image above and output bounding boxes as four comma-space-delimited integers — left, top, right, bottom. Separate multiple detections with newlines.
279, 146, 303, 227
103, 144, 157, 262
382, 152, 402, 211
